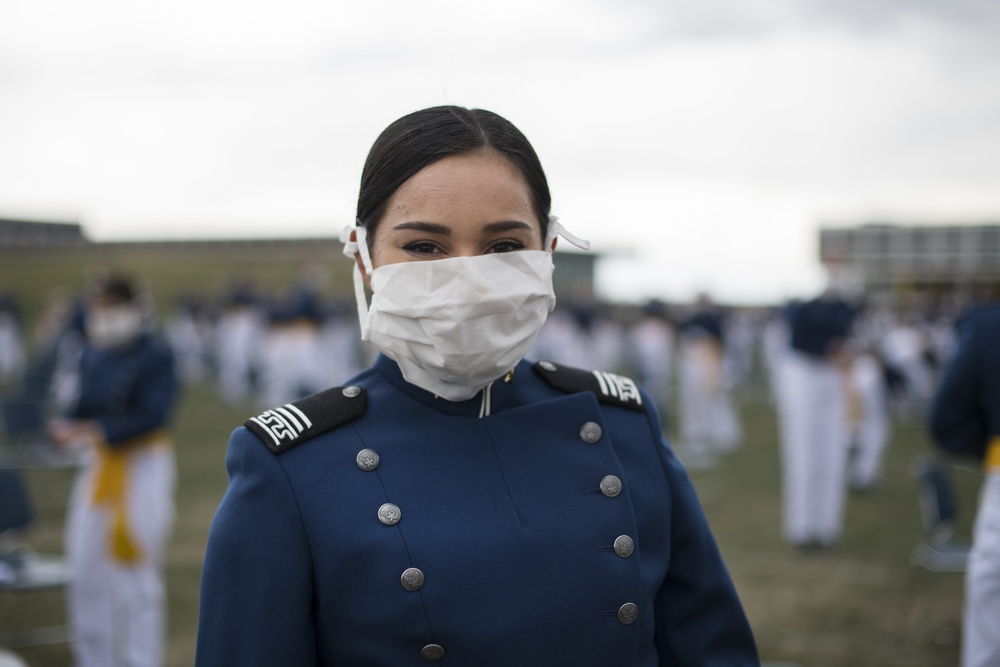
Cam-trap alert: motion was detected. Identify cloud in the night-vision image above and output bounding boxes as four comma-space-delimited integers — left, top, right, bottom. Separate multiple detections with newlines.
1, 0, 999, 303
603, 0, 1000, 39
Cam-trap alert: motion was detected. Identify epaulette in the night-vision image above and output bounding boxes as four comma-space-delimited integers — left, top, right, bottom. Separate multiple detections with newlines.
532, 360, 645, 412
244, 385, 367, 454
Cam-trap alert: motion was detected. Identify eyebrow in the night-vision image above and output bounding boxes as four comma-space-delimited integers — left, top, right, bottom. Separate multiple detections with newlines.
391, 220, 534, 235
392, 221, 451, 235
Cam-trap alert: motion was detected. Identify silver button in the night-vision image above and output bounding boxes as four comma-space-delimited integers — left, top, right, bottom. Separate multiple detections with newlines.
614, 535, 634, 558
618, 602, 638, 624
342, 385, 362, 398
420, 644, 445, 661
356, 449, 379, 471
538, 360, 557, 372
401, 567, 424, 591
600, 475, 622, 497
378, 503, 401, 526
580, 422, 602, 443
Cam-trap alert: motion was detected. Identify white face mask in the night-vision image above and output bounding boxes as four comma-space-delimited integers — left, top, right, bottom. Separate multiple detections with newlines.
341, 217, 590, 401
86, 305, 143, 349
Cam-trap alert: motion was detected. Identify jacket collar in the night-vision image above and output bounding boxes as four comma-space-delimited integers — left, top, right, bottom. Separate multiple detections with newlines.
372, 354, 522, 418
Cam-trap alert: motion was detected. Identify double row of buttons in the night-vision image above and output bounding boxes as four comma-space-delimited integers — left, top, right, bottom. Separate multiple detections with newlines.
352, 417, 638, 662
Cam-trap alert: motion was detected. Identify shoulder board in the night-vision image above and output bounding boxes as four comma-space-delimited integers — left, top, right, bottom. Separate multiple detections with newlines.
244, 385, 367, 454
532, 360, 645, 412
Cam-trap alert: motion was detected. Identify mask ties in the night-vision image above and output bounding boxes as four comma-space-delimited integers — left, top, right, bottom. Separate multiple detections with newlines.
546, 215, 591, 251
340, 223, 374, 330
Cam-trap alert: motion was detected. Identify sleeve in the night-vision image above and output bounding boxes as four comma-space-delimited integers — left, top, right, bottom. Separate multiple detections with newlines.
99, 343, 180, 446
196, 428, 318, 666
928, 314, 989, 460
646, 399, 760, 666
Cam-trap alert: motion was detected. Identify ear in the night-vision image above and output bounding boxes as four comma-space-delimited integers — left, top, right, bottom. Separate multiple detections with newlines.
351, 230, 372, 287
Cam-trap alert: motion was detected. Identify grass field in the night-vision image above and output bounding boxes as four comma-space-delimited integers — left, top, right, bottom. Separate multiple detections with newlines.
2, 376, 981, 667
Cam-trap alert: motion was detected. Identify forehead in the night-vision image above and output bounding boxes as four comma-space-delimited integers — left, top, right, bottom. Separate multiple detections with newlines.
385, 150, 538, 225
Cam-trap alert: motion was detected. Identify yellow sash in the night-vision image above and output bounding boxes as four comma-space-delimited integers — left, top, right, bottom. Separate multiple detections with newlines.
986, 436, 1000, 472
90, 429, 170, 564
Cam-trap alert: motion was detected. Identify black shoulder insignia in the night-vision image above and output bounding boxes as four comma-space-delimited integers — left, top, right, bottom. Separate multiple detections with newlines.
532, 360, 645, 412
244, 385, 367, 454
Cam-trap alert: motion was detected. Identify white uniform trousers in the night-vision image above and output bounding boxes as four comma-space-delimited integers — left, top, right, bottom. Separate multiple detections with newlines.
780, 351, 850, 546
678, 341, 741, 461
848, 354, 891, 490
216, 310, 262, 404
963, 470, 1000, 667
65, 443, 176, 667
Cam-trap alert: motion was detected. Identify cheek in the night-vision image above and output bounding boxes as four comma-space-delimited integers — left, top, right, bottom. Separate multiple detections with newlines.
367, 236, 404, 270
365, 227, 388, 268
369, 243, 395, 268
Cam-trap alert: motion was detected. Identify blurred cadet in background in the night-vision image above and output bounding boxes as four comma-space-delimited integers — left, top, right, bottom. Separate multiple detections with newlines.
928, 301, 1000, 667
625, 299, 676, 420
0, 291, 26, 391
214, 277, 265, 405
723, 308, 757, 391
47, 273, 180, 667
779, 260, 861, 552
164, 293, 212, 385
677, 294, 741, 470
22, 292, 88, 416
258, 266, 327, 407
763, 303, 794, 416
880, 312, 935, 422
317, 298, 367, 387
530, 302, 599, 369
845, 341, 892, 493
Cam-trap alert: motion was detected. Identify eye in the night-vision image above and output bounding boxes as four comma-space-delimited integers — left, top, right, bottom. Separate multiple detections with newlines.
402, 241, 442, 256
487, 239, 526, 254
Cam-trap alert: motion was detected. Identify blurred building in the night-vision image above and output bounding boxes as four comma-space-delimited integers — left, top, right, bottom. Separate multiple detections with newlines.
0, 218, 345, 263
820, 223, 1000, 301
0, 218, 88, 247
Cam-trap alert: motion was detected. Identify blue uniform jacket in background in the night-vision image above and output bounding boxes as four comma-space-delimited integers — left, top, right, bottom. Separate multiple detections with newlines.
787, 296, 859, 359
72, 332, 178, 446
196, 355, 758, 666
928, 303, 1000, 460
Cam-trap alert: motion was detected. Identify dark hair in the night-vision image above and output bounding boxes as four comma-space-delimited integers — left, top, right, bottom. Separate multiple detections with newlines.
356, 106, 551, 243
95, 274, 136, 304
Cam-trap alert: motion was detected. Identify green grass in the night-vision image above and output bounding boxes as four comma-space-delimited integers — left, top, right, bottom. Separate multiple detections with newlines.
2, 378, 980, 666
688, 386, 979, 667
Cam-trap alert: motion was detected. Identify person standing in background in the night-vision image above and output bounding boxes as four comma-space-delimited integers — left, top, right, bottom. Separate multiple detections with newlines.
0, 291, 26, 391
928, 301, 1000, 667
846, 343, 892, 493
259, 268, 327, 407
626, 299, 676, 422
677, 294, 741, 470
779, 266, 861, 552
215, 278, 265, 405
47, 274, 179, 667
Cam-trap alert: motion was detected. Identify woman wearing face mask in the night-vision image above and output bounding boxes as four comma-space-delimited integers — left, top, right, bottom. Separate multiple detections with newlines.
196, 106, 759, 666
47, 274, 179, 667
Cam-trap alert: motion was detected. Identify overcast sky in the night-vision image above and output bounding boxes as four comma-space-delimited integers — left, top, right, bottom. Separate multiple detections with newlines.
2, 0, 1000, 304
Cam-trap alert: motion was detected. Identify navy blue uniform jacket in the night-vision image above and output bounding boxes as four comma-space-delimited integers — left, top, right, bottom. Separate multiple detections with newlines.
72, 332, 178, 447
928, 304, 1000, 460
787, 296, 858, 359
196, 355, 758, 666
